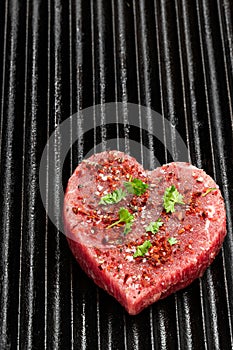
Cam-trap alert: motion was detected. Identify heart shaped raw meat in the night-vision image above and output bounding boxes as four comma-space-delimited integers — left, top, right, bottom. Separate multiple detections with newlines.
63, 151, 226, 315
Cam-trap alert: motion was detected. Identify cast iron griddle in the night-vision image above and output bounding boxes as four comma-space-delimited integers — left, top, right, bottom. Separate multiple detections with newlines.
0, 0, 232, 349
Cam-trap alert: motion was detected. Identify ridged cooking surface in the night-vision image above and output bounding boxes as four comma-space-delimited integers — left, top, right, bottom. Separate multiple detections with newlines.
0, 0, 232, 349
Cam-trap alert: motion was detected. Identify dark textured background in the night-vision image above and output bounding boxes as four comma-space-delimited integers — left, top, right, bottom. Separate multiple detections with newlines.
0, 0, 233, 349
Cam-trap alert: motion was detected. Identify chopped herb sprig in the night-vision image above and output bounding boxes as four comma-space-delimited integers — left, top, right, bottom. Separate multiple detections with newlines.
133, 240, 152, 258
99, 188, 126, 205
163, 185, 185, 213
146, 218, 164, 234
202, 187, 216, 197
106, 207, 134, 235
124, 178, 148, 196
168, 237, 178, 246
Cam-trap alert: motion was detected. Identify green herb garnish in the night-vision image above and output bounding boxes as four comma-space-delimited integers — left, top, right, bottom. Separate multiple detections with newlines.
146, 218, 164, 234
99, 188, 126, 205
163, 185, 185, 213
168, 237, 178, 246
133, 240, 152, 258
106, 207, 134, 235
202, 187, 216, 197
124, 178, 148, 196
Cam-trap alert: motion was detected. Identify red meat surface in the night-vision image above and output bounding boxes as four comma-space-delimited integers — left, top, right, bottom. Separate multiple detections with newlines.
63, 151, 226, 315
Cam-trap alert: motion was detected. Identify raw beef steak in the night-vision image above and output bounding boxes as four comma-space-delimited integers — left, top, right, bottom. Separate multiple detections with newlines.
63, 151, 226, 315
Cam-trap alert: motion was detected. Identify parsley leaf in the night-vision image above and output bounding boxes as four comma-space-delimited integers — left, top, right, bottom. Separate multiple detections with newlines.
163, 185, 185, 213
202, 187, 216, 197
99, 188, 126, 205
124, 178, 148, 196
106, 207, 134, 235
133, 240, 152, 258
168, 237, 178, 245
146, 218, 164, 234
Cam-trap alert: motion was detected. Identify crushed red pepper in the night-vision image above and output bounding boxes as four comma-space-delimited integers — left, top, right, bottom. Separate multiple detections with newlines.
186, 192, 202, 215
124, 232, 175, 267
72, 157, 149, 229
72, 206, 100, 221
146, 236, 173, 266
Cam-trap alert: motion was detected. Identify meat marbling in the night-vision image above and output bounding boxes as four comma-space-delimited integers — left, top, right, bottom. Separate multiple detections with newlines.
63, 151, 226, 315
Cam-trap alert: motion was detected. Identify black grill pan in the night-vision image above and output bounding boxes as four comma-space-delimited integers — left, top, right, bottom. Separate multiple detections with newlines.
0, 0, 232, 349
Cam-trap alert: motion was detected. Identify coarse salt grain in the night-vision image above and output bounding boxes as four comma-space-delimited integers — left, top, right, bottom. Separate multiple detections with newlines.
125, 248, 132, 253
197, 176, 203, 182
141, 210, 146, 218
125, 255, 134, 262
206, 205, 215, 218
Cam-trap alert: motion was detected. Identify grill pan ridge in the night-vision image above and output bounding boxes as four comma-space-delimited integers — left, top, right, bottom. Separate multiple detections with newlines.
0, 0, 232, 349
